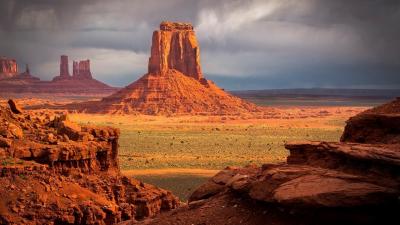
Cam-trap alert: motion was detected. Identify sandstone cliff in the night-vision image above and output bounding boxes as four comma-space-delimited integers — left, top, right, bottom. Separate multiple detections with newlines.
73, 21, 260, 115
0, 57, 18, 80
148, 21, 202, 80
0, 100, 179, 224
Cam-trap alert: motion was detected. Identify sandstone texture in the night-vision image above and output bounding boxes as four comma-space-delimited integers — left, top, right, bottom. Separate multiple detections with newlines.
341, 97, 400, 144
131, 99, 400, 225
149, 21, 202, 80
0, 100, 179, 224
0, 57, 18, 80
74, 21, 260, 115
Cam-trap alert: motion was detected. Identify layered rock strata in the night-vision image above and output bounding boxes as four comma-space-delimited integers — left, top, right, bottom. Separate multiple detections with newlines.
0, 100, 179, 224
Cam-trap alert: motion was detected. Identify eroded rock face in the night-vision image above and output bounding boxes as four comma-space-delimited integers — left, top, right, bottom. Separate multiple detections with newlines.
341, 98, 400, 144
148, 21, 202, 80
74, 22, 260, 115
73, 59, 93, 79
134, 100, 400, 225
0, 57, 18, 79
0, 101, 179, 224
59, 55, 71, 78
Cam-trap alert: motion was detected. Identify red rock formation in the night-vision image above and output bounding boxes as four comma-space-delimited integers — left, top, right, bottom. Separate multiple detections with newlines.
0, 102, 179, 224
74, 21, 260, 115
148, 21, 202, 80
341, 97, 400, 144
0, 57, 18, 79
73, 61, 79, 76
72, 59, 93, 79
59, 55, 71, 78
0, 55, 118, 94
132, 100, 400, 225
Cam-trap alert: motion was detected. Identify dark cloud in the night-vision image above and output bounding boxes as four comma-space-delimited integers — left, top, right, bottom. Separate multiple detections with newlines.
0, 0, 399, 89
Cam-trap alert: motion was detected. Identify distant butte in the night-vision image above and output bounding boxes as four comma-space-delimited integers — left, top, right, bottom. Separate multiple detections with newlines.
74, 21, 260, 115
0, 57, 18, 79
0, 55, 117, 95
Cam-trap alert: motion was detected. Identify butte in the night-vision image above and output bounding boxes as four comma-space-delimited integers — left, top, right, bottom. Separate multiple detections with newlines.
75, 21, 260, 115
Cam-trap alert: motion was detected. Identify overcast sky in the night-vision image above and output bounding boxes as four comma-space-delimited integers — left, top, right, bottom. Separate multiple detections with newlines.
0, 0, 399, 90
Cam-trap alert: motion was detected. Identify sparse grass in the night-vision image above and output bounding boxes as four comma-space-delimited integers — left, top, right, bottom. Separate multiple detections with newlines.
69, 107, 364, 201
70, 108, 357, 170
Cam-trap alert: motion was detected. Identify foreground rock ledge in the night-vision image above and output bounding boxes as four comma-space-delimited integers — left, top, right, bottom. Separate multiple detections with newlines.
0, 101, 179, 224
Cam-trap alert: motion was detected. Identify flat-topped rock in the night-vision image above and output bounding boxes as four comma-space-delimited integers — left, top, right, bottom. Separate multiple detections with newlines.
160, 21, 194, 31
149, 21, 202, 80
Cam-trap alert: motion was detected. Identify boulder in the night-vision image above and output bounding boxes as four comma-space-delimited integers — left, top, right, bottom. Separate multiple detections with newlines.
7, 99, 22, 114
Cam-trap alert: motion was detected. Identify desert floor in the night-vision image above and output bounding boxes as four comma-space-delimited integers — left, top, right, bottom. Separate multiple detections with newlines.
68, 106, 366, 200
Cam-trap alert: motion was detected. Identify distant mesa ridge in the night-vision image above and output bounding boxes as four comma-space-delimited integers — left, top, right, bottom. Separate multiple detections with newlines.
75, 21, 260, 115
0, 55, 117, 94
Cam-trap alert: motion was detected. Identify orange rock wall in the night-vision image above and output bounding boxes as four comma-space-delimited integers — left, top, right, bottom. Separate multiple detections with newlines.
0, 57, 18, 79
148, 22, 203, 80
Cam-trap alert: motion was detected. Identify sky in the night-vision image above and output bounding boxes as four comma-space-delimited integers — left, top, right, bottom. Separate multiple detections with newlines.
0, 0, 399, 90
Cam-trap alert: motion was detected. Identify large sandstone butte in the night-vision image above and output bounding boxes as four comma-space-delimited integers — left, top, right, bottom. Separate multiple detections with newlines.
76, 21, 259, 115
130, 99, 400, 225
0, 100, 178, 224
0, 57, 18, 80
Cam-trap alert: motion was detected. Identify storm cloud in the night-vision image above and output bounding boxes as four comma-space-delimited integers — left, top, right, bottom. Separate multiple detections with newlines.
0, 0, 399, 89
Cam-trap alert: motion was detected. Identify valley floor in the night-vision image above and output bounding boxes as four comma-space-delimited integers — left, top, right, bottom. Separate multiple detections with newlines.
68, 106, 366, 200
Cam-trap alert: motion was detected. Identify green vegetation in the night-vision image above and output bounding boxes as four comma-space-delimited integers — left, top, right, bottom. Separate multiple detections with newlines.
71, 115, 343, 170
117, 126, 341, 170
71, 113, 347, 201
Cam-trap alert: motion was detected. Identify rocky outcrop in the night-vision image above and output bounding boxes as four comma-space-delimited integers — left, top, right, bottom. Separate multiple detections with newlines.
73, 59, 93, 79
73, 21, 260, 115
0, 57, 18, 79
0, 55, 117, 95
133, 99, 400, 225
0, 100, 179, 224
54, 56, 93, 81
148, 21, 202, 80
59, 55, 71, 78
341, 97, 400, 144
